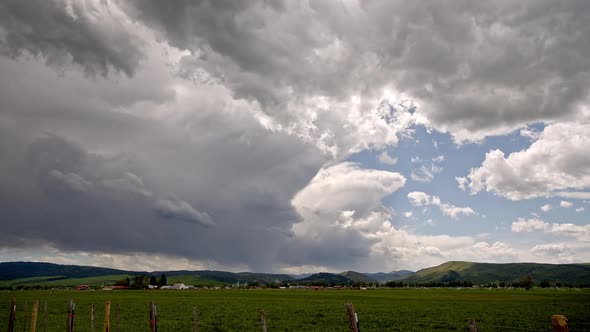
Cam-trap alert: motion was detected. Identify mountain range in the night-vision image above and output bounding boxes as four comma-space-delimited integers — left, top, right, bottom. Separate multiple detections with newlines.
1, 261, 589, 287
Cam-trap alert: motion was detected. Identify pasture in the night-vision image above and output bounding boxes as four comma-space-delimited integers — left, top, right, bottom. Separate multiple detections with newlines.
1, 288, 589, 331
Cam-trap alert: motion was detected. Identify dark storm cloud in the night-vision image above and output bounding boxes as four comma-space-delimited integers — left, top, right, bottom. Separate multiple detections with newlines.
154, 198, 214, 227
278, 228, 378, 271
0, 52, 325, 270
0, 0, 144, 76
121, 0, 590, 140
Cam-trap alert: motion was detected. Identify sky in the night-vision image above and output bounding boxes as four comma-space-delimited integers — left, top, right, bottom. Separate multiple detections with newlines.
0, 0, 589, 274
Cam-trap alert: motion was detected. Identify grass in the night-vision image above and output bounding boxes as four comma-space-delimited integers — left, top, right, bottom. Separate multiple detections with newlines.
165, 275, 226, 287
0, 274, 226, 288
0, 275, 132, 287
1, 288, 589, 331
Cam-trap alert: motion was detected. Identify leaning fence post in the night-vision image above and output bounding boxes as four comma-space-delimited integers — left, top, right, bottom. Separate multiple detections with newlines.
192, 306, 198, 332
552, 315, 568, 332
344, 303, 359, 332
259, 310, 267, 332
30, 301, 39, 332
7, 298, 16, 332
467, 318, 478, 332
103, 301, 110, 332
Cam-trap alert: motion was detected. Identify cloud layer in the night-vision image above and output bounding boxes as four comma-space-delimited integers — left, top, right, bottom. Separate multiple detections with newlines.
0, 0, 588, 272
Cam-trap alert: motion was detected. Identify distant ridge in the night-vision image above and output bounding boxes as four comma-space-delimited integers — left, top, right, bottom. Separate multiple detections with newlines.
2, 261, 589, 287
0, 261, 134, 280
339, 271, 378, 283
295, 272, 352, 285
365, 270, 414, 283
0, 262, 293, 286
402, 261, 590, 285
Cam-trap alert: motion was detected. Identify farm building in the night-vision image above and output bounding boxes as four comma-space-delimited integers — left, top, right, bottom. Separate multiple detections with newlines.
172, 283, 189, 289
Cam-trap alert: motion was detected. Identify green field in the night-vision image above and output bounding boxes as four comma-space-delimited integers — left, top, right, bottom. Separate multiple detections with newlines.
1, 288, 589, 331
0, 275, 132, 288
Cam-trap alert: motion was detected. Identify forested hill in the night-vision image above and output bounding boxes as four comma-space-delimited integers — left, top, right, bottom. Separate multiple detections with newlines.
401, 261, 590, 285
2, 261, 590, 287
0, 262, 293, 285
0, 261, 133, 280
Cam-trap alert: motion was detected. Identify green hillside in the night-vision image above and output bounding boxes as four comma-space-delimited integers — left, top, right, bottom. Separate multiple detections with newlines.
165, 274, 226, 287
164, 272, 292, 286
0, 262, 293, 287
0, 274, 131, 288
0, 262, 135, 280
296, 272, 352, 285
403, 261, 590, 285
3, 261, 589, 288
157, 270, 294, 284
366, 270, 414, 282
339, 271, 377, 283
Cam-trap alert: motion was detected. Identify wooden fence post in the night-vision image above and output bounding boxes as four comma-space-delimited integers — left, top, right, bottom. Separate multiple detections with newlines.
115, 304, 120, 332
90, 304, 94, 332
552, 315, 568, 332
154, 303, 157, 332
149, 302, 157, 332
30, 301, 39, 332
7, 298, 16, 332
259, 310, 267, 332
22, 301, 27, 332
42, 302, 47, 332
103, 301, 110, 332
344, 303, 359, 332
66, 299, 74, 332
192, 306, 198, 332
467, 318, 478, 332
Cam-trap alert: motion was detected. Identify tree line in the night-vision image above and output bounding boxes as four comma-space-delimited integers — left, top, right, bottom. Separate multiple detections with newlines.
114, 274, 167, 289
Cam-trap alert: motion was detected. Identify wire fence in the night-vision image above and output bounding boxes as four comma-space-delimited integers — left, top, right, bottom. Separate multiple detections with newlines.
4, 298, 586, 331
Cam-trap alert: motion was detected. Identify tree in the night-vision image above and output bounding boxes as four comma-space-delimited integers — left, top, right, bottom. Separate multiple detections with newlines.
114, 276, 130, 286
158, 274, 167, 287
132, 275, 149, 289
149, 275, 158, 286
519, 275, 534, 290
539, 280, 551, 288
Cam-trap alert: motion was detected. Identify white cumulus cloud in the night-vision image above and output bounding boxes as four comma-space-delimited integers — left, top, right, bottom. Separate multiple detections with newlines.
410, 155, 445, 183
560, 201, 573, 208
511, 218, 590, 242
378, 150, 398, 166
463, 123, 590, 200
531, 243, 575, 261
511, 218, 548, 233
408, 191, 476, 219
